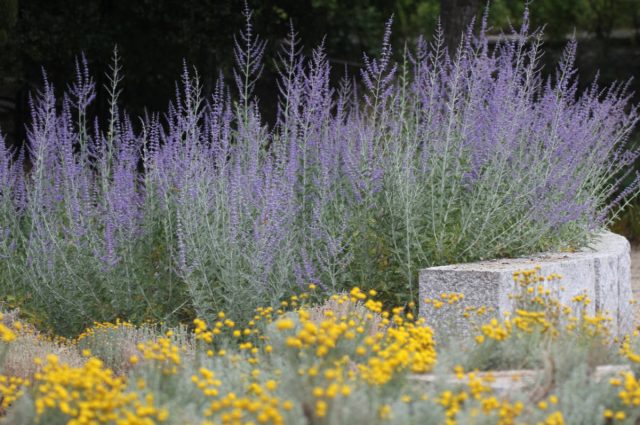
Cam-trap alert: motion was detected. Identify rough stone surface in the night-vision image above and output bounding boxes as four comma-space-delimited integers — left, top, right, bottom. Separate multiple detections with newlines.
419, 231, 632, 336
630, 247, 640, 324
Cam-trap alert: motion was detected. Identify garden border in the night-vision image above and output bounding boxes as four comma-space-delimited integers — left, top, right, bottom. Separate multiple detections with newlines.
411, 365, 629, 393
419, 231, 633, 336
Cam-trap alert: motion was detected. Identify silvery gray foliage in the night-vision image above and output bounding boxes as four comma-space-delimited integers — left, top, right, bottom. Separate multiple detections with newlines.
0, 8, 637, 334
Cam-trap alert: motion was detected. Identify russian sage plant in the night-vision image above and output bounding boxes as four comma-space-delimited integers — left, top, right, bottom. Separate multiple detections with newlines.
0, 9, 637, 334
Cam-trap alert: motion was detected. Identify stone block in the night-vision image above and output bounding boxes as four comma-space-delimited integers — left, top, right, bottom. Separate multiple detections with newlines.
419, 232, 632, 336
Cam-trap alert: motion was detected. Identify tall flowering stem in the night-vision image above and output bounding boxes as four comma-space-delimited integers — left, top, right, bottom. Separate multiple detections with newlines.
0, 9, 637, 334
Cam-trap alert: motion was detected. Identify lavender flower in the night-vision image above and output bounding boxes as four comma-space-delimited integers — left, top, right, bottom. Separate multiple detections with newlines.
0, 7, 637, 335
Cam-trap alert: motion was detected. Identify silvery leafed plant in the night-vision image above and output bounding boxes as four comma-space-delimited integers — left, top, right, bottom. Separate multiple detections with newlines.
0, 7, 637, 335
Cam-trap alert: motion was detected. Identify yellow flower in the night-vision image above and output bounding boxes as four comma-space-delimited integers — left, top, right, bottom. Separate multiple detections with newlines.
265, 380, 277, 391
275, 318, 296, 331
0, 323, 16, 342
379, 404, 392, 420
32, 355, 166, 423
315, 400, 327, 418
283, 400, 294, 411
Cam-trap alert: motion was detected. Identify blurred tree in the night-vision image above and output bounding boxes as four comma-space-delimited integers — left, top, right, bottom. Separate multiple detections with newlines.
0, 0, 243, 143
439, 0, 482, 52
631, 0, 640, 42
584, 0, 619, 39
395, 0, 439, 41
0, 0, 638, 145
0, 0, 17, 46
489, 0, 637, 41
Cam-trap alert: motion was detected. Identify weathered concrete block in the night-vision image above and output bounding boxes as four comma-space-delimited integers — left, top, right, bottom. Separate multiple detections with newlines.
419, 231, 632, 336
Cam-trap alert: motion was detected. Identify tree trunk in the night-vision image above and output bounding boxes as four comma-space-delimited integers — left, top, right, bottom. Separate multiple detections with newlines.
440, 0, 482, 54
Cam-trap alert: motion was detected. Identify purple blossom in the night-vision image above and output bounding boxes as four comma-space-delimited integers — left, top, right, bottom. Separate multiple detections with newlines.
0, 7, 637, 333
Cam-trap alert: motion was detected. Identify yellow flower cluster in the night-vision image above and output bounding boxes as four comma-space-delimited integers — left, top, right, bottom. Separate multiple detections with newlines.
571, 293, 591, 306
619, 333, 640, 363
193, 318, 214, 343
603, 408, 627, 421
0, 313, 17, 343
478, 318, 512, 343
512, 309, 554, 334
423, 292, 465, 309
610, 372, 640, 407
282, 307, 350, 350
33, 354, 168, 424
474, 268, 611, 345
359, 314, 436, 385
272, 289, 436, 387
192, 289, 318, 358
193, 312, 244, 344
0, 374, 28, 411
76, 319, 134, 342
298, 358, 355, 421
604, 374, 632, 421
538, 411, 565, 425
512, 268, 562, 286
567, 313, 611, 338
2, 269, 638, 423
435, 366, 562, 425
437, 389, 469, 425
463, 305, 489, 319
194, 367, 290, 425
136, 337, 181, 375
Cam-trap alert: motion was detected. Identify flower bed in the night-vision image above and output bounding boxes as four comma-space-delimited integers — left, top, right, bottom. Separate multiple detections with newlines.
0, 6, 639, 422
0, 269, 639, 424
0, 8, 638, 336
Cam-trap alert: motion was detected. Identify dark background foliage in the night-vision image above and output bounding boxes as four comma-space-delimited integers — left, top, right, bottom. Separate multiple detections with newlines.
0, 0, 638, 146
